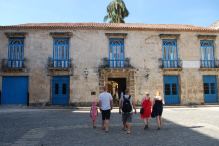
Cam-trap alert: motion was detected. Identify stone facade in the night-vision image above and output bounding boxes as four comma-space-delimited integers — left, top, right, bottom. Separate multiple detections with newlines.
0, 23, 219, 105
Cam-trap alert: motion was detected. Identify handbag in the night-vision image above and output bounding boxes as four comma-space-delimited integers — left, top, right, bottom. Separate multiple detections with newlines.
140, 107, 144, 115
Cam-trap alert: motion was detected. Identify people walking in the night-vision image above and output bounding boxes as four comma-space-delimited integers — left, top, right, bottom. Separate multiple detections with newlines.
119, 90, 137, 134
140, 92, 152, 129
99, 86, 113, 133
151, 91, 164, 130
90, 99, 98, 128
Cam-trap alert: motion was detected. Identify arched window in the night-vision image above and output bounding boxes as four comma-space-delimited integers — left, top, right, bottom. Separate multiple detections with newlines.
8, 38, 24, 68
109, 38, 124, 68
200, 40, 214, 68
53, 38, 69, 68
162, 39, 178, 68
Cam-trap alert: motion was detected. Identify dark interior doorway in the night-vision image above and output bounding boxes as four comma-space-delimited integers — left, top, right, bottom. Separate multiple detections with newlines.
108, 78, 126, 105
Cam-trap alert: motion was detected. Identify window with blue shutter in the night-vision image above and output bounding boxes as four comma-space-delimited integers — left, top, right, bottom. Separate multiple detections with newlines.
53, 38, 70, 68
109, 38, 125, 68
200, 40, 215, 68
162, 39, 178, 68
8, 38, 24, 68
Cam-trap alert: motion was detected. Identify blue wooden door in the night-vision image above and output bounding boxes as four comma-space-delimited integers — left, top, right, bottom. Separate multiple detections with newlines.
164, 76, 180, 104
2, 76, 28, 105
52, 76, 70, 105
203, 76, 218, 103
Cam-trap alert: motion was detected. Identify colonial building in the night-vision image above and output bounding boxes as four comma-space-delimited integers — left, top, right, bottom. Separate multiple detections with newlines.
0, 22, 219, 106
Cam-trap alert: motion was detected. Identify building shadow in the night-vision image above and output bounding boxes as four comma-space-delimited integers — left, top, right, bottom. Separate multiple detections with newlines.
0, 110, 219, 146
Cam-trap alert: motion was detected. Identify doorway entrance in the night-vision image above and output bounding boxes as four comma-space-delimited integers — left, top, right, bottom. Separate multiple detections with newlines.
51, 76, 70, 105
108, 78, 126, 105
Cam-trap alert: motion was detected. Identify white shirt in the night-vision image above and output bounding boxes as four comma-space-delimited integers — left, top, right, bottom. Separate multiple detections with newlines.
99, 91, 113, 110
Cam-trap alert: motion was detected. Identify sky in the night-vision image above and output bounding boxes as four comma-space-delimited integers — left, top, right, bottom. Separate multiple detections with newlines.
0, 0, 218, 26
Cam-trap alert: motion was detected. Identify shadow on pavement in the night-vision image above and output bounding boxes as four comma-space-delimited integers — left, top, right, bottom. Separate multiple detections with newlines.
0, 110, 218, 146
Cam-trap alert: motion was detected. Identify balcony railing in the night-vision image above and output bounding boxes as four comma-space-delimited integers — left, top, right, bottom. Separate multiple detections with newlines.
1, 59, 26, 71
200, 60, 218, 68
159, 59, 182, 68
101, 58, 132, 68
48, 57, 72, 70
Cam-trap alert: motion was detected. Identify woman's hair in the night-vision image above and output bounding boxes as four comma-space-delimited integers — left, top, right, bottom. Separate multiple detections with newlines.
156, 91, 160, 96
145, 91, 149, 95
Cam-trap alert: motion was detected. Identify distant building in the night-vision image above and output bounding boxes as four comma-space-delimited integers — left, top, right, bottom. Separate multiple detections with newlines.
0, 22, 219, 106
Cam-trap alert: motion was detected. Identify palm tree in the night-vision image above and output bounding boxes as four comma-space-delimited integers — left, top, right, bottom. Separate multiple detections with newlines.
104, 0, 129, 23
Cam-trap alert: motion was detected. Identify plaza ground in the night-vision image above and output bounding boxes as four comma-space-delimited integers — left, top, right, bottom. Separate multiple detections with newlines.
0, 106, 219, 146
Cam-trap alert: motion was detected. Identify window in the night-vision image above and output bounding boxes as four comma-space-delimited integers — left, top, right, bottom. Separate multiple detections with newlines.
62, 83, 67, 95
8, 38, 24, 68
162, 39, 177, 60
109, 38, 124, 67
55, 83, 59, 95
165, 84, 171, 95
53, 38, 69, 67
210, 83, 216, 94
201, 40, 214, 68
204, 83, 209, 94
172, 83, 177, 95
162, 39, 178, 68
201, 40, 214, 60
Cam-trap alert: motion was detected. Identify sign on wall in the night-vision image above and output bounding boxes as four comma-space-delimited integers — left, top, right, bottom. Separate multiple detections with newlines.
182, 61, 200, 68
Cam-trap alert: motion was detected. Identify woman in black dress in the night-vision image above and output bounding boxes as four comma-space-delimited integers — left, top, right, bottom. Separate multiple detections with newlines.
152, 91, 164, 130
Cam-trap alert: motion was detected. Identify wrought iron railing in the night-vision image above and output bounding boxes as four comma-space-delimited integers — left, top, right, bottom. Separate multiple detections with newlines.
159, 59, 182, 68
101, 58, 132, 68
1, 59, 26, 71
200, 60, 218, 68
48, 57, 72, 70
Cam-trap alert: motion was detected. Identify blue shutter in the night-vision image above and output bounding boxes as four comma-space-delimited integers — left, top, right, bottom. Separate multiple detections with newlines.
53, 38, 70, 68
8, 38, 24, 68
109, 38, 124, 68
162, 39, 178, 68
200, 40, 215, 68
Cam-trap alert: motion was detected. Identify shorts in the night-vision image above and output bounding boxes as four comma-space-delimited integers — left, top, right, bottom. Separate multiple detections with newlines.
101, 109, 111, 120
122, 112, 132, 123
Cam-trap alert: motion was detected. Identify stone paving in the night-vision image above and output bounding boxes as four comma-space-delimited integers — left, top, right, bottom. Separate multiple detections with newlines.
0, 107, 219, 146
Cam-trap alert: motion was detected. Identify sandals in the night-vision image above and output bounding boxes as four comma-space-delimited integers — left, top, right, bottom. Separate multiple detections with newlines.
127, 130, 131, 134
144, 125, 149, 130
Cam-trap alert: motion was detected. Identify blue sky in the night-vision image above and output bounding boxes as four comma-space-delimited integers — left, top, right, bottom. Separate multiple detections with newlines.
0, 0, 218, 26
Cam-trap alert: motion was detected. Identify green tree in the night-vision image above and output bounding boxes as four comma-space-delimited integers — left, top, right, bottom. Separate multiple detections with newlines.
104, 0, 129, 23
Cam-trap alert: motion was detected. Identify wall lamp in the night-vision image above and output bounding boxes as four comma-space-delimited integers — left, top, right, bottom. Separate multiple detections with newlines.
145, 68, 150, 80
84, 68, 89, 79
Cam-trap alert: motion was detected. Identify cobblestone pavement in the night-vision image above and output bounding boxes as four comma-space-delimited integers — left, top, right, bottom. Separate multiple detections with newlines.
0, 107, 219, 146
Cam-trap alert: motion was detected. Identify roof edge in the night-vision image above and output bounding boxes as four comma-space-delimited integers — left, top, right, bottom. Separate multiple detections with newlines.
0, 22, 218, 33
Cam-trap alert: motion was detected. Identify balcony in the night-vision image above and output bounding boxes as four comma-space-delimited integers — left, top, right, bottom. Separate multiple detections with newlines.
48, 57, 72, 71
100, 58, 132, 68
200, 60, 219, 68
159, 59, 182, 70
1, 59, 26, 72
